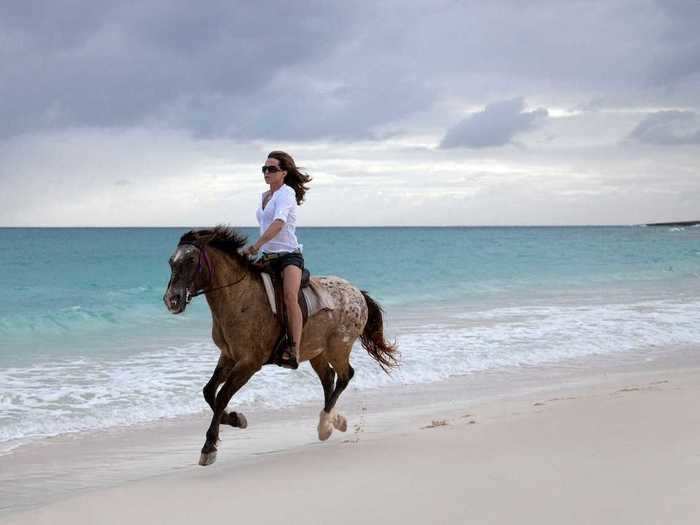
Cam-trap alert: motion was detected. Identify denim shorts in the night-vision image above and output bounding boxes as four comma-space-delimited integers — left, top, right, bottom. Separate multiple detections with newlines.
260, 250, 304, 273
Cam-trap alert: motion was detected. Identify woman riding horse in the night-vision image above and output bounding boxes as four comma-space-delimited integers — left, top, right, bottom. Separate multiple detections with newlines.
242, 151, 311, 369
164, 225, 398, 466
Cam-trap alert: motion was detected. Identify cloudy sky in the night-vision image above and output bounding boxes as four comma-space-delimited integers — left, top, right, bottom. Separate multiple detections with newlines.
1, 0, 699, 226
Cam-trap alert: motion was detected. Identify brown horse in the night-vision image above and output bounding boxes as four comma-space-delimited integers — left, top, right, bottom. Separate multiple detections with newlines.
163, 226, 398, 466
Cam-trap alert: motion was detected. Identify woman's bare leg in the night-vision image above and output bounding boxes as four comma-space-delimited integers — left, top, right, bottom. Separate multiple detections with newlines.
283, 265, 303, 359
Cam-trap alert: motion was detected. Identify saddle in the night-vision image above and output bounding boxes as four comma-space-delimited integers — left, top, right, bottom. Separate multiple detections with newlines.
255, 262, 333, 368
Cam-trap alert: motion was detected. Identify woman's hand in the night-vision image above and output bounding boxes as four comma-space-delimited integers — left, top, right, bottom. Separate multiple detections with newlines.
246, 220, 285, 258
243, 243, 260, 257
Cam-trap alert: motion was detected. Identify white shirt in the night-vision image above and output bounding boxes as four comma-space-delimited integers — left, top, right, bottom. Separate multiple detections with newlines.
255, 184, 302, 253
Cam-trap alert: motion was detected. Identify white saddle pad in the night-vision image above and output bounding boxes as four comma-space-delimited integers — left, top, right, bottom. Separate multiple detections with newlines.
260, 273, 335, 317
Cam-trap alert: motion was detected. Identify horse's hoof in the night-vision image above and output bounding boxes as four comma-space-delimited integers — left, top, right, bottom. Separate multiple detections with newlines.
199, 451, 217, 466
318, 425, 333, 441
235, 412, 247, 429
318, 410, 334, 441
333, 414, 347, 432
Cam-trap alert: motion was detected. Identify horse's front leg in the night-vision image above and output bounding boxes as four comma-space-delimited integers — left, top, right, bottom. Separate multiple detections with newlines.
199, 360, 260, 466
203, 359, 247, 429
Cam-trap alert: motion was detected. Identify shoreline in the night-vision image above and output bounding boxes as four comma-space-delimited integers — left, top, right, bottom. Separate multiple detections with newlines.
9, 284, 700, 454
3, 343, 700, 522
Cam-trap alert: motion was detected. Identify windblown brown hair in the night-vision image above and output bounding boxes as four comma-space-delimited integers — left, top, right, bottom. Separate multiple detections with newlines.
267, 150, 312, 205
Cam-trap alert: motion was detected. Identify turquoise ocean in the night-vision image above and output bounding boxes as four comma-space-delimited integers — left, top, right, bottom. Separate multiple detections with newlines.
2, 226, 700, 451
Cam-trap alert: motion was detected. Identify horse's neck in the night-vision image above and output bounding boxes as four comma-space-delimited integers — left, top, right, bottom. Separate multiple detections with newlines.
203, 249, 262, 324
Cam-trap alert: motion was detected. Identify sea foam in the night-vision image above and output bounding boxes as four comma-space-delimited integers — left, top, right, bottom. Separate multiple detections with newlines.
2, 296, 699, 447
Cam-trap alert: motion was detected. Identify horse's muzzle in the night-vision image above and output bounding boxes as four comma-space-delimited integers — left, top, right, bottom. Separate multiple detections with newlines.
164, 290, 186, 314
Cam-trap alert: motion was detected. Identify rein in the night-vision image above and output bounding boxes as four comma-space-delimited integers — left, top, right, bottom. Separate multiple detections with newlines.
179, 242, 247, 303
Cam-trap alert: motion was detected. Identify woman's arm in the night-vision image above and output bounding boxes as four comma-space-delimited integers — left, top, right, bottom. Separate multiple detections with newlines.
244, 219, 285, 256
245, 187, 296, 256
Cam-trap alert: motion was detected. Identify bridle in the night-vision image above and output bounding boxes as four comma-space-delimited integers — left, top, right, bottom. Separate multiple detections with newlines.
177, 241, 247, 304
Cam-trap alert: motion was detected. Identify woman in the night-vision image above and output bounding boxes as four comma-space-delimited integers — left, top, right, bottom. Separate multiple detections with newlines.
243, 151, 312, 369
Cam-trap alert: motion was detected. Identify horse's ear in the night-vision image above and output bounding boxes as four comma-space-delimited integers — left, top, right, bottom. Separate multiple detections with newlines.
191, 229, 210, 243
178, 231, 193, 246
179, 229, 209, 247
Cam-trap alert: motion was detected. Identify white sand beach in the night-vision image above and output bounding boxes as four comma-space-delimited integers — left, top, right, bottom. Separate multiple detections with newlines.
3, 346, 700, 525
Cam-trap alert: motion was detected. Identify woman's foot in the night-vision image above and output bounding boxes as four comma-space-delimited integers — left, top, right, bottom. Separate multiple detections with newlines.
280, 344, 299, 370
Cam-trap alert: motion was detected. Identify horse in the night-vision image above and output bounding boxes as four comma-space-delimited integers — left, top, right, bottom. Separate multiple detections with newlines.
163, 226, 398, 466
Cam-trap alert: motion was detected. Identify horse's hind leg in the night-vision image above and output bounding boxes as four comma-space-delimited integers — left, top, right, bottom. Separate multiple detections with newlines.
310, 355, 337, 441
203, 357, 247, 429
326, 359, 354, 433
315, 345, 355, 441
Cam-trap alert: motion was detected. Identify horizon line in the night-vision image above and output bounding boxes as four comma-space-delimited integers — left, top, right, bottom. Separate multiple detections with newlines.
0, 223, 653, 229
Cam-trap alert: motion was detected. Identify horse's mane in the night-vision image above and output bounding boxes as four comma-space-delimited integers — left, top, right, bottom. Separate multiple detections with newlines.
178, 225, 260, 273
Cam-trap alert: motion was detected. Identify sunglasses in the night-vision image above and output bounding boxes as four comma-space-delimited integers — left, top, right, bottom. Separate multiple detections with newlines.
261, 165, 283, 174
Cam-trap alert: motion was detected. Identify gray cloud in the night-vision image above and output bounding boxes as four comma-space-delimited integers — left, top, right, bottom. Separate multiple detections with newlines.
628, 110, 700, 145
647, 1, 700, 85
1, 1, 700, 143
440, 98, 548, 149
0, 1, 360, 138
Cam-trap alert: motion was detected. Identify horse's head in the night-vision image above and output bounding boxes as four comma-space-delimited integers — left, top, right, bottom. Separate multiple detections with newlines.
163, 242, 209, 314
164, 227, 251, 313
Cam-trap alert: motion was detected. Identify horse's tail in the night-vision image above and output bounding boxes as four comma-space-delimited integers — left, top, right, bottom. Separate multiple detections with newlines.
359, 291, 399, 374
